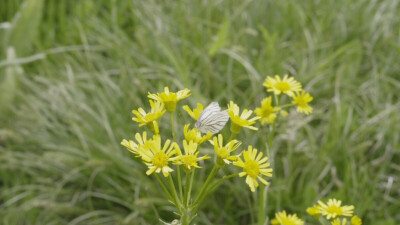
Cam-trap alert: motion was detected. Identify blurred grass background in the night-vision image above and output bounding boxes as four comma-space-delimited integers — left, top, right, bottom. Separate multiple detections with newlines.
0, 0, 399, 224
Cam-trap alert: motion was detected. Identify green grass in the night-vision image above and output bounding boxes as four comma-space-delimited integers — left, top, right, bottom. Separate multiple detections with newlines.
1, 0, 399, 224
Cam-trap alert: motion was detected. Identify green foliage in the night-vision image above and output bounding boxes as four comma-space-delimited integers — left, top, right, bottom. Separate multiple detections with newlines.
208, 14, 230, 56
1, 0, 399, 224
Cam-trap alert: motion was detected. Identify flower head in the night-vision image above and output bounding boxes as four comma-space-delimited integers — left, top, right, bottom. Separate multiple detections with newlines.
173, 140, 210, 172
121, 132, 149, 157
271, 211, 304, 225
148, 87, 191, 112
292, 91, 313, 115
350, 216, 362, 225
227, 101, 260, 134
209, 134, 241, 166
307, 204, 322, 218
140, 135, 179, 177
132, 100, 165, 133
233, 146, 273, 192
183, 124, 212, 145
254, 97, 280, 125
263, 75, 302, 97
183, 103, 204, 120
318, 199, 354, 220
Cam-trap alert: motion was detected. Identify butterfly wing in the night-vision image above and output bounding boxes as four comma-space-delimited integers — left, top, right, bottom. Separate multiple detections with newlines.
197, 102, 220, 122
197, 110, 229, 134
196, 102, 229, 134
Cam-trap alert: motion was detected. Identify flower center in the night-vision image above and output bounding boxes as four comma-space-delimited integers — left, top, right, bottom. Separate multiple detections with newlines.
145, 113, 158, 122
326, 205, 343, 215
280, 218, 297, 225
261, 107, 273, 116
181, 155, 197, 166
152, 152, 168, 168
295, 97, 307, 107
218, 147, 229, 159
276, 81, 291, 92
244, 160, 260, 178
185, 129, 204, 144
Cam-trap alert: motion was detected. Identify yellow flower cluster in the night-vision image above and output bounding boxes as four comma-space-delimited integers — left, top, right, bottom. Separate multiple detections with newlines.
271, 198, 362, 225
307, 198, 362, 225
119, 75, 332, 225
123, 87, 210, 177
122, 86, 273, 193
121, 82, 315, 224
255, 74, 314, 125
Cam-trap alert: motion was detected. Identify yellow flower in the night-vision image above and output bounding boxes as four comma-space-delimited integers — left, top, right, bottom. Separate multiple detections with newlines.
318, 199, 354, 220
254, 97, 280, 125
209, 134, 241, 166
121, 132, 149, 157
227, 101, 260, 134
140, 135, 179, 177
173, 140, 210, 172
350, 216, 362, 225
148, 87, 191, 112
263, 74, 302, 96
183, 124, 212, 144
183, 103, 204, 120
306, 204, 322, 218
271, 211, 304, 225
233, 146, 273, 192
132, 100, 165, 133
292, 91, 313, 115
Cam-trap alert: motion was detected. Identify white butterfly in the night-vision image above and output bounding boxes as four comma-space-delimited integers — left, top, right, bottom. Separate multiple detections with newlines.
195, 102, 229, 134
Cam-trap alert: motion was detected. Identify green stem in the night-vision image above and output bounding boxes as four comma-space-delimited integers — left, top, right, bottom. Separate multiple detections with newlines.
267, 94, 279, 151
183, 171, 191, 206
180, 207, 190, 225
191, 173, 238, 221
278, 103, 295, 108
168, 175, 181, 213
181, 171, 195, 225
192, 165, 219, 208
206, 173, 238, 195
267, 123, 276, 150
188, 170, 195, 204
228, 132, 237, 141
170, 112, 176, 141
258, 97, 278, 225
258, 185, 266, 225
258, 128, 275, 225
177, 165, 184, 202
154, 174, 174, 204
